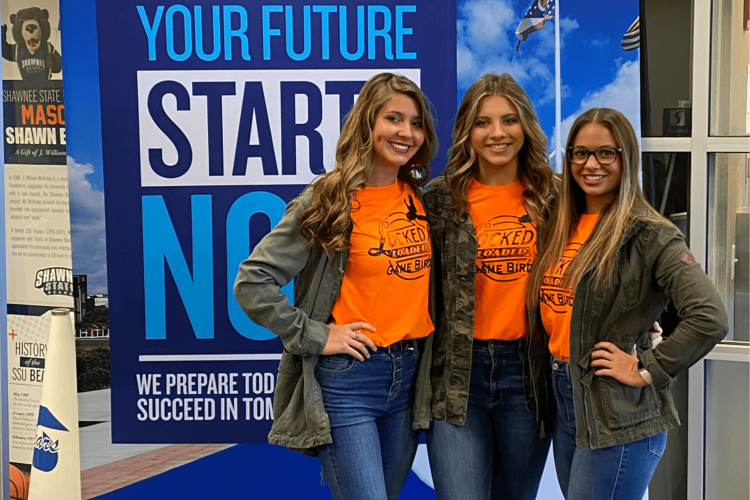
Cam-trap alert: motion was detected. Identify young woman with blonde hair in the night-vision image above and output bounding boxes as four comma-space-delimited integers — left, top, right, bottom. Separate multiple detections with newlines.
527, 107, 728, 499
234, 72, 438, 500
424, 73, 556, 500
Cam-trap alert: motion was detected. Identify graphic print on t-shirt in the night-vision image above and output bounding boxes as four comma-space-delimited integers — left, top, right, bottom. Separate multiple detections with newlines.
539, 213, 598, 360
367, 195, 431, 280
540, 242, 582, 313
332, 181, 433, 345
475, 214, 537, 282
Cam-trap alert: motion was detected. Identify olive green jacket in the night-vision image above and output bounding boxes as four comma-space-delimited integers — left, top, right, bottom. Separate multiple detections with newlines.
423, 179, 554, 435
233, 187, 435, 456
532, 217, 729, 449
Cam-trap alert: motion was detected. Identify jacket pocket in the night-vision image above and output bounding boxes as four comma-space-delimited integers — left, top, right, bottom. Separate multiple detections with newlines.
598, 377, 661, 429
272, 352, 303, 425
621, 275, 641, 311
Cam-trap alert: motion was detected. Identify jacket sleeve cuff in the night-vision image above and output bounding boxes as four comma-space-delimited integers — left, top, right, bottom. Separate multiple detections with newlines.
639, 349, 673, 389
297, 319, 329, 356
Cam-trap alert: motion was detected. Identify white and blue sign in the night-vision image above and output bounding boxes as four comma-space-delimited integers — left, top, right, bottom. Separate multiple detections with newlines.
95, 1, 457, 443
31, 405, 67, 472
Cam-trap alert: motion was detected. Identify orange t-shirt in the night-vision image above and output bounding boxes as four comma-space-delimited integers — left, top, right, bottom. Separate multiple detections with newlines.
541, 214, 599, 361
469, 180, 536, 341
331, 180, 433, 346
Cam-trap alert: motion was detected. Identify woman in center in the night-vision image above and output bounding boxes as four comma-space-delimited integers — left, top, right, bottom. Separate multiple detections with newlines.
424, 73, 556, 500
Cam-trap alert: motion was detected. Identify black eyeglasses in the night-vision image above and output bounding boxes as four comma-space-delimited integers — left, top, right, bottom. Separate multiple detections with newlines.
566, 146, 622, 165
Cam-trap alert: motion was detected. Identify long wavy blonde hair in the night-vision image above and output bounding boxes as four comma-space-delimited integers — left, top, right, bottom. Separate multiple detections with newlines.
298, 73, 438, 255
527, 108, 667, 306
444, 73, 556, 225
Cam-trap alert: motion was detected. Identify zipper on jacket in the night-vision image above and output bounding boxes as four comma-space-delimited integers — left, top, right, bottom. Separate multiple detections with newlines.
303, 252, 328, 317
577, 283, 593, 441
580, 386, 593, 441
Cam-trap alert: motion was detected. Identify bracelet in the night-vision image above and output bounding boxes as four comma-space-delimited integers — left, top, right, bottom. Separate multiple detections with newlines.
639, 368, 653, 385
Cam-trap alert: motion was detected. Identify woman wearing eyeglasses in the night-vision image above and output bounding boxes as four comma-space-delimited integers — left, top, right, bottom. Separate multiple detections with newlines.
526, 108, 728, 499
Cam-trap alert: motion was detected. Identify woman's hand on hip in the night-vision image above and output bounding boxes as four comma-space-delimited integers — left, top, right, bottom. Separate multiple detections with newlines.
590, 342, 647, 387
323, 321, 378, 361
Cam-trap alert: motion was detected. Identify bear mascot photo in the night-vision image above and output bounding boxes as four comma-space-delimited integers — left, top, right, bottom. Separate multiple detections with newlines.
2, 6, 62, 84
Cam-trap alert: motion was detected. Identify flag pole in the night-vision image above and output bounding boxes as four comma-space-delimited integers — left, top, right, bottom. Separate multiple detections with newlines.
554, 0, 562, 171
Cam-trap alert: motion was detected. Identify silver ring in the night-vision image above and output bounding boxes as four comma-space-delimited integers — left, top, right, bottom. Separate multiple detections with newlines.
356, 331, 360, 340
350, 323, 356, 331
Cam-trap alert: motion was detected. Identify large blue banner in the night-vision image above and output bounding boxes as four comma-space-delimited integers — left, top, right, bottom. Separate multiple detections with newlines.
95, 1, 456, 443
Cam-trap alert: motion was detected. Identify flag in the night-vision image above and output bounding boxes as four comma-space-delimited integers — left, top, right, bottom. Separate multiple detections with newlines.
621, 17, 640, 51
515, 0, 556, 52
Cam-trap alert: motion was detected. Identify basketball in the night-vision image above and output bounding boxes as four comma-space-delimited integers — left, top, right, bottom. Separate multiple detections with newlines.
9, 464, 29, 500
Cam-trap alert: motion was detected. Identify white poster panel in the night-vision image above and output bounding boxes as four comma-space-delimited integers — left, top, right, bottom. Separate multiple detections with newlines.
1, 0, 72, 486
5, 164, 71, 306
6, 312, 50, 464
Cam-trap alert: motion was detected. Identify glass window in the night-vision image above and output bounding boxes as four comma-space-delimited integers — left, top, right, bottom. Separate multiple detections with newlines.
641, 0, 694, 137
650, 371, 690, 500
704, 358, 750, 499
642, 152, 691, 233
710, 0, 750, 136
708, 153, 750, 341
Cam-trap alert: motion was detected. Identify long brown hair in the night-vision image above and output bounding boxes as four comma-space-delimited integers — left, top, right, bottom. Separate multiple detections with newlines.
298, 73, 438, 255
443, 73, 556, 226
527, 108, 667, 306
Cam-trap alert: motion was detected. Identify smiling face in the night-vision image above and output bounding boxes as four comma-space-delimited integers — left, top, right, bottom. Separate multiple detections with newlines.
570, 123, 623, 214
370, 93, 425, 185
470, 95, 525, 185
22, 19, 41, 54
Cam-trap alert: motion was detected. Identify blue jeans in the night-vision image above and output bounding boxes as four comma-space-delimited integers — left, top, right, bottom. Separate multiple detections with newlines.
315, 344, 420, 500
426, 339, 550, 500
551, 357, 667, 500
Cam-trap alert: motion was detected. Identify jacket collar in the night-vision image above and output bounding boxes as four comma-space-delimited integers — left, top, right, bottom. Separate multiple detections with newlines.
618, 217, 646, 249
